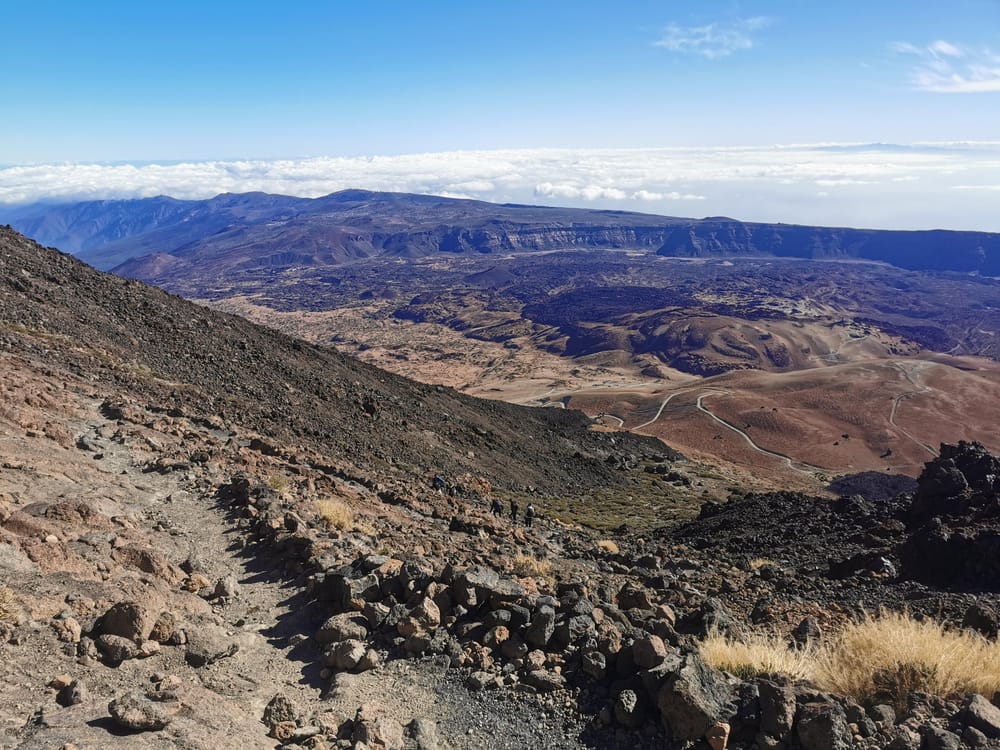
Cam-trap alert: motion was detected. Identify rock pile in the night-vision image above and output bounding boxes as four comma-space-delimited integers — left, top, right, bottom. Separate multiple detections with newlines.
217, 443, 1000, 749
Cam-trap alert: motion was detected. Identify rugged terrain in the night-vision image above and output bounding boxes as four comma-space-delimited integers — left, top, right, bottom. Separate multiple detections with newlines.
193, 249, 1000, 492
4, 190, 999, 275
5, 226, 1000, 750
7, 192, 1000, 494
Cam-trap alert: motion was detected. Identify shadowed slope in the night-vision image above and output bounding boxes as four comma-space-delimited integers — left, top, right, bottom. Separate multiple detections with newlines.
0, 226, 665, 494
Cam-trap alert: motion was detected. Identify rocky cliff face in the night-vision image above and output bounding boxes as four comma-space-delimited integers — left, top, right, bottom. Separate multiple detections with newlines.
5, 190, 998, 279
656, 221, 1000, 275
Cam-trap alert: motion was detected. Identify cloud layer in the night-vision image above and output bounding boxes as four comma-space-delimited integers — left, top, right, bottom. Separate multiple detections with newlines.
2, 143, 999, 231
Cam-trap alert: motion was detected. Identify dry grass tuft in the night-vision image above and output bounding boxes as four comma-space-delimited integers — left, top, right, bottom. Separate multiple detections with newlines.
315, 499, 353, 531
748, 558, 775, 570
814, 611, 1000, 710
699, 629, 816, 682
0, 587, 18, 622
699, 611, 1000, 710
267, 474, 291, 496
513, 554, 554, 582
596, 539, 620, 555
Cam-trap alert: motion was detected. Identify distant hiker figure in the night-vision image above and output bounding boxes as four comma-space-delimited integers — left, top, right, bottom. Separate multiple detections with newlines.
432, 475, 446, 494
510, 499, 519, 523
524, 503, 535, 528
491, 498, 504, 517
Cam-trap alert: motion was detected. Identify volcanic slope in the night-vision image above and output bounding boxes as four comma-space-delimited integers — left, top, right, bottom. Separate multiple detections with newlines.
0, 227, 667, 498
8, 224, 1000, 749
0, 226, 674, 749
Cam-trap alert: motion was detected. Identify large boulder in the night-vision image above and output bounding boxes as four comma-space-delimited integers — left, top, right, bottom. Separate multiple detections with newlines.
525, 605, 556, 648
657, 654, 735, 742
796, 702, 852, 750
963, 694, 1000, 739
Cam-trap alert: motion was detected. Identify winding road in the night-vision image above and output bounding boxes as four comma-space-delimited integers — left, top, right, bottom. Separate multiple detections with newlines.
631, 386, 825, 477
694, 394, 824, 475
888, 361, 938, 458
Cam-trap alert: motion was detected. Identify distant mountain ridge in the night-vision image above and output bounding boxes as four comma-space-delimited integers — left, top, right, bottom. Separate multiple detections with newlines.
3, 189, 999, 277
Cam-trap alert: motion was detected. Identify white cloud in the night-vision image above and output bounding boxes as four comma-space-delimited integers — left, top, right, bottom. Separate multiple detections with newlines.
929, 40, 962, 57
655, 17, 770, 59
632, 190, 664, 201
893, 40, 1000, 93
1, 142, 999, 231
534, 182, 627, 201
814, 178, 876, 186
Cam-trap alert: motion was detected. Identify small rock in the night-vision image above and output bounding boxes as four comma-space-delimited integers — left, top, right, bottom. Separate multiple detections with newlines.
706, 721, 730, 750
53, 617, 82, 644
796, 702, 852, 750
326, 639, 366, 670
407, 718, 440, 750
632, 634, 668, 669
964, 694, 1000, 739
107, 691, 172, 732
922, 727, 962, 750
315, 613, 368, 645
467, 671, 495, 691
523, 669, 566, 692
100, 600, 153, 642
263, 693, 300, 731
58, 680, 87, 707
614, 689, 645, 728
213, 574, 241, 599
96, 634, 138, 664
184, 625, 239, 667
353, 704, 405, 750
148, 611, 177, 644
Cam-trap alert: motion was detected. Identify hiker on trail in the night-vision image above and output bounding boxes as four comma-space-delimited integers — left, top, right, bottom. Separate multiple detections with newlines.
432, 475, 446, 494
524, 503, 535, 528
510, 499, 519, 524
490, 498, 504, 517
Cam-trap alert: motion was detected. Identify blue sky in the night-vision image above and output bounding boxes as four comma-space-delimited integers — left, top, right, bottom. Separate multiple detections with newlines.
1, 1, 999, 230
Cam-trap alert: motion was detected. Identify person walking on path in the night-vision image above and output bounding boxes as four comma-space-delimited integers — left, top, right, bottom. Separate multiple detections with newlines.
510, 499, 519, 524
524, 503, 535, 528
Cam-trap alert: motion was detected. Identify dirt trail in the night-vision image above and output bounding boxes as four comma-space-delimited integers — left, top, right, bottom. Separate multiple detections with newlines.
1, 369, 602, 749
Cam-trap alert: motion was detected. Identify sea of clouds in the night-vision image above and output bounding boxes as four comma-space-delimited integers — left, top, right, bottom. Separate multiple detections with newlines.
2, 143, 999, 232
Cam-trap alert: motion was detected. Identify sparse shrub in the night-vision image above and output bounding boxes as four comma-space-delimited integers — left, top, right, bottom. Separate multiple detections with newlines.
0, 587, 18, 622
814, 611, 1000, 710
267, 475, 291, 496
699, 629, 816, 681
699, 611, 1000, 710
596, 539, 619, 555
512, 554, 553, 582
748, 558, 775, 571
315, 499, 353, 531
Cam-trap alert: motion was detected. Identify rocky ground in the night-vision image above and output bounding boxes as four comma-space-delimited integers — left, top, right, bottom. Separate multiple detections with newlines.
5, 227, 1000, 750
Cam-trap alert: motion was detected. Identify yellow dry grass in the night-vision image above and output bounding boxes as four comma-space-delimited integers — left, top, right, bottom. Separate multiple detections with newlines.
699, 629, 816, 682
512, 554, 554, 582
267, 474, 291, 496
315, 499, 353, 531
699, 611, 1000, 709
815, 611, 1000, 709
0, 587, 17, 622
596, 539, 620, 555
